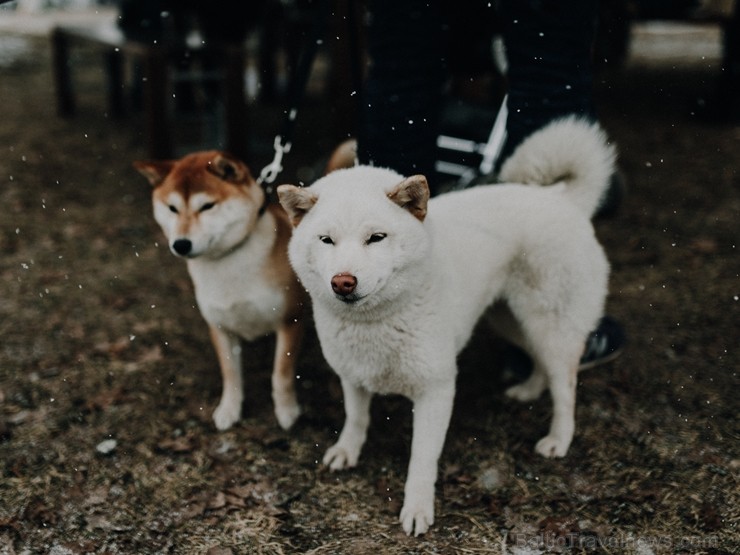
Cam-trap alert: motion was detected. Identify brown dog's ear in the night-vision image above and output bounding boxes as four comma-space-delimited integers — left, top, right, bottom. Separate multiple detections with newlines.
133, 160, 175, 187
387, 175, 430, 221
209, 153, 252, 183
277, 185, 318, 227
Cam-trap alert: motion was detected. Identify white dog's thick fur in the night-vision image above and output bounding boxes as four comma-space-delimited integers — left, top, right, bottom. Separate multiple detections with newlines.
135, 151, 306, 432
278, 117, 615, 536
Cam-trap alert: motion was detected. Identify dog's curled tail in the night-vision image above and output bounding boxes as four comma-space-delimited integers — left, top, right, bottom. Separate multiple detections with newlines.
497, 116, 617, 217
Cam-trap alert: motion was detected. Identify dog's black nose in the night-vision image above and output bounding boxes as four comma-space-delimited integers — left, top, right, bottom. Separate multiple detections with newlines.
331, 273, 357, 296
172, 239, 192, 256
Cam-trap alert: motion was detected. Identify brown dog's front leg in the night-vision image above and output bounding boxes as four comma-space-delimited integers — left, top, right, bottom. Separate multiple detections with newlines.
272, 317, 304, 430
209, 325, 244, 430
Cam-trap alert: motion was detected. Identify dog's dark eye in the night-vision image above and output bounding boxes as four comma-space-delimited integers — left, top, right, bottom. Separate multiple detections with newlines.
366, 233, 387, 244
319, 235, 334, 245
169, 205, 179, 214
200, 202, 216, 212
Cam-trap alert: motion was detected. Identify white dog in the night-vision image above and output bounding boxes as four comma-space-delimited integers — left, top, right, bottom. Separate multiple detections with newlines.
278, 117, 615, 536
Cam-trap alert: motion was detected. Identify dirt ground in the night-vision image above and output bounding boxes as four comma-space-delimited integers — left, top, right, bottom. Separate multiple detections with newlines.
0, 23, 738, 555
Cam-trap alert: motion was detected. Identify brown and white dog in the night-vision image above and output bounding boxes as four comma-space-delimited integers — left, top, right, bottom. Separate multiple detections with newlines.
134, 151, 307, 431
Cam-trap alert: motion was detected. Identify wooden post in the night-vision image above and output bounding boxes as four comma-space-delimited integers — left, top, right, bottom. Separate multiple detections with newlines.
224, 45, 249, 160
51, 28, 75, 116
143, 46, 172, 158
104, 48, 125, 117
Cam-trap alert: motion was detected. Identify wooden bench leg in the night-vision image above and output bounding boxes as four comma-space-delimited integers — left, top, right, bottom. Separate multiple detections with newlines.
51, 28, 75, 116
224, 46, 248, 160
104, 48, 125, 117
143, 47, 172, 158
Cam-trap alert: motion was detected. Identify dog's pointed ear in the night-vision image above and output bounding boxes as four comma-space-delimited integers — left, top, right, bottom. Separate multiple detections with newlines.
387, 175, 430, 221
133, 160, 175, 187
277, 185, 318, 227
209, 153, 253, 184
324, 139, 358, 174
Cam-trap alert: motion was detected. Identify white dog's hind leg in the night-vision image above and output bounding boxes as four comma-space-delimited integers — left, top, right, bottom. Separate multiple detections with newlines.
535, 361, 578, 458
400, 381, 456, 536
272, 319, 303, 430
487, 303, 549, 401
209, 325, 244, 430
530, 337, 582, 458
323, 379, 372, 470
505, 366, 548, 401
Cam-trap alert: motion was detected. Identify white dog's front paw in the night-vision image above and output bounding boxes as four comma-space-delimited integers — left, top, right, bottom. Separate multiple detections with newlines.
399, 496, 435, 537
213, 398, 241, 431
535, 434, 571, 458
274, 401, 301, 430
322, 442, 360, 470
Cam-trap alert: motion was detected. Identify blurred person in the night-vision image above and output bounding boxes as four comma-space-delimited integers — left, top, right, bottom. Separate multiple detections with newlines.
356, 0, 625, 374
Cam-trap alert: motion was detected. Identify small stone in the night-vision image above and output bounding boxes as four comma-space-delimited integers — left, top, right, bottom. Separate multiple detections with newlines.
96, 439, 117, 455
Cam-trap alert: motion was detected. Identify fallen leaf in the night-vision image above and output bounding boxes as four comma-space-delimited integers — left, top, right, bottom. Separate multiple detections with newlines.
224, 484, 255, 500
157, 434, 197, 454
700, 501, 724, 531
207, 492, 227, 510
83, 487, 109, 507
137, 345, 163, 363
207, 438, 237, 462
6, 410, 32, 425
85, 514, 132, 532
181, 499, 207, 520
94, 336, 131, 357
222, 492, 246, 508
538, 515, 581, 551
85, 386, 126, 412
23, 498, 57, 526
688, 237, 718, 254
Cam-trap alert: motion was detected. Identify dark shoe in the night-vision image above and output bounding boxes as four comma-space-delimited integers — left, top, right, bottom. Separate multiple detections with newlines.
501, 315, 626, 380
578, 315, 626, 370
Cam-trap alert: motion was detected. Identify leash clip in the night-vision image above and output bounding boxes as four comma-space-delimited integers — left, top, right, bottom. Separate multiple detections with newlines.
257, 136, 292, 189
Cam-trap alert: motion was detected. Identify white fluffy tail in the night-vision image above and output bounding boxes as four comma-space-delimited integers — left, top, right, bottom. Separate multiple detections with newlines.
497, 116, 617, 217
